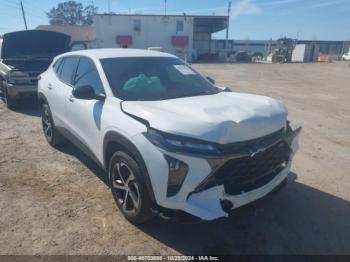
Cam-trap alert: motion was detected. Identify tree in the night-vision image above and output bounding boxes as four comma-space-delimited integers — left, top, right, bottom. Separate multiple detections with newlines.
47, 1, 98, 26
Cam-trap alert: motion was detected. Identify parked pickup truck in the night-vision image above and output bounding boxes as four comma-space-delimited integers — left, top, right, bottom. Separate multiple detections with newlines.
0, 30, 71, 109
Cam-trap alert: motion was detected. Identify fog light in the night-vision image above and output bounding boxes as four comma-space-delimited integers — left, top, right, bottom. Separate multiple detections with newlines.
164, 155, 188, 197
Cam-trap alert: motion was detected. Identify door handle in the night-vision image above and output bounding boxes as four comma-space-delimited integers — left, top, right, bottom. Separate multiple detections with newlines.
47, 84, 53, 90
68, 95, 75, 102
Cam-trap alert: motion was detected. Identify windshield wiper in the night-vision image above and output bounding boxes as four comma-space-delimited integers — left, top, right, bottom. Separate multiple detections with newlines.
174, 90, 217, 99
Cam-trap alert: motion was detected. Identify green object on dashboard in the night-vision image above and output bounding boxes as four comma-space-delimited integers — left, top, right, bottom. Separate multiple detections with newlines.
123, 74, 166, 94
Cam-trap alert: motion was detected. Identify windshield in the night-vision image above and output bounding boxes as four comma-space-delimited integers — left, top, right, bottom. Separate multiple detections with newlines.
100, 57, 218, 101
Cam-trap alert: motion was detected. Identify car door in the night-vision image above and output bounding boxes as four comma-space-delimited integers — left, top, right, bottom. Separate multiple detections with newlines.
48, 56, 79, 128
65, 57, 105, 162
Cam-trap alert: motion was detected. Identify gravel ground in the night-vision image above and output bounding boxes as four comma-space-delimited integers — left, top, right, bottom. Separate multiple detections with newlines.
0, 62, 350, 255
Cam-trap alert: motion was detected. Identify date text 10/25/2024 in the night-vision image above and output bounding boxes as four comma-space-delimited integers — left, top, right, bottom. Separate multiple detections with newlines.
127, 256, 220, 261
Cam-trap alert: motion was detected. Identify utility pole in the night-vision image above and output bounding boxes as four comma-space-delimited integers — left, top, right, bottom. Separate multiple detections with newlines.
225, 1, 232, 52
20, 0, 28, 30
164, 0, 167, 16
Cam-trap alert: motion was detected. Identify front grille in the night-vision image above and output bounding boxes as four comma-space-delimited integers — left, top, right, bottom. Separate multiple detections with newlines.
218, 141, 290, 195
28, 72, 40, 77
29, 72, 40, 84
12, 71, 40, 85
216, 128, 284, 155
194, 140, 291, 195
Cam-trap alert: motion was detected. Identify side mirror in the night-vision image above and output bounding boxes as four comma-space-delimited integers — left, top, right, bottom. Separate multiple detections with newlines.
72, 85, 105, 100
206, 76, 215, 84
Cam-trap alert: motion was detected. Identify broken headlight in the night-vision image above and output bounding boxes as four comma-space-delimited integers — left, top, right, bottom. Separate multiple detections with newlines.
143, 128, 219, 155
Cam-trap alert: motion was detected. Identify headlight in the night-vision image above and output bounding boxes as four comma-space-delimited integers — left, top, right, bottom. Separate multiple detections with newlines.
8, 71, 30, 84
143, 128, 219, 155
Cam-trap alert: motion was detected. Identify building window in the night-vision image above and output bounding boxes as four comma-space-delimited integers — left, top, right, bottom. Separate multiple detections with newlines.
176, 21, 184, 32
134, 20, 141, 32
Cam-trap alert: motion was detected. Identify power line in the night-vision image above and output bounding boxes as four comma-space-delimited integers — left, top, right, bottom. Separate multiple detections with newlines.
3, 0, 19, 7
22, 0, 48, 13
2, 1, 20, 10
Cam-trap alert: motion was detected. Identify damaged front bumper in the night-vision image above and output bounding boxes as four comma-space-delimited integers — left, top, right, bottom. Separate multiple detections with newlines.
183, 126, 301, 220
135, 126, 301, 221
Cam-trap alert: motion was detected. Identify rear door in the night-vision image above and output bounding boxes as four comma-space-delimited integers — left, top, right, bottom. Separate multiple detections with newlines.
65, 57, 105, 161
49, 56, 79, 128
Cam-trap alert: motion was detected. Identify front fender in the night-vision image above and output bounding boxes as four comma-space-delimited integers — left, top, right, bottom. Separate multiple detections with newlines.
103, 131, 156, 202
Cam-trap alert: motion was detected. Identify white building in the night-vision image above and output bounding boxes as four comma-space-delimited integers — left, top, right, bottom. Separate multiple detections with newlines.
93, 14, 228, 61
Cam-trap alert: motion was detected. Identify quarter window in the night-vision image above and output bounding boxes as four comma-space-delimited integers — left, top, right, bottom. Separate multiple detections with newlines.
74, 58, 104, 94
56, 58, 65, 76
53, 58, 63, 73
60, 57, 79, 85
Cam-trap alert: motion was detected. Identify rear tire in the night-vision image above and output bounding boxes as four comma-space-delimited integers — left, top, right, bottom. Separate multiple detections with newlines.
109, 151, 154, 224
41, 103, 65, 147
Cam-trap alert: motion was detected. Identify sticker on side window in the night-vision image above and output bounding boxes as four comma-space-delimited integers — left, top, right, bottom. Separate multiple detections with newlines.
173, 65, 196, 75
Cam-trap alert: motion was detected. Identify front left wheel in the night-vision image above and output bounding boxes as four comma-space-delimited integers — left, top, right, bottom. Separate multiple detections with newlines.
3, 83, 18, 109
109, 151, 154, 224
41, 103, 65, 147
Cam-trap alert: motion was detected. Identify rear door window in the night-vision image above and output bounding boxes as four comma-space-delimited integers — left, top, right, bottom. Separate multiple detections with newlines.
59, 56, 79, 85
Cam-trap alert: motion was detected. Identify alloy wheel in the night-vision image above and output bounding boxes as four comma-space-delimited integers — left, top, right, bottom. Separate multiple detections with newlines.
111, 161, 141, 215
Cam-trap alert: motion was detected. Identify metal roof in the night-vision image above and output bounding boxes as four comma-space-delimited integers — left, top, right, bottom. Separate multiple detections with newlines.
94, 13, 228, 19
94, 13, 228, 33
36, 25, 96, 42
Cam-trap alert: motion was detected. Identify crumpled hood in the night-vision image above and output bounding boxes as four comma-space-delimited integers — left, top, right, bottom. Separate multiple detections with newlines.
122, 92, 288, 144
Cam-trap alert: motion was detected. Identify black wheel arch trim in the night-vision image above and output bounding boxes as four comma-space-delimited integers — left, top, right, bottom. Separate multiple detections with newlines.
38, 92, 48, 104
103, 131, 156, 202
38, 92, 58, 128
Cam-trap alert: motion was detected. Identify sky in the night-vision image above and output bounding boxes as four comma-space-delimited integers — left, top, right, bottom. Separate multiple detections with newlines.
0, 0, 349, 40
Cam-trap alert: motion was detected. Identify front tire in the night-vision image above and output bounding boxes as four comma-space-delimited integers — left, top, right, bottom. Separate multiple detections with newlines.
3, 83, 18, 109
41, 103, 65, 147
109, 151, 153, 224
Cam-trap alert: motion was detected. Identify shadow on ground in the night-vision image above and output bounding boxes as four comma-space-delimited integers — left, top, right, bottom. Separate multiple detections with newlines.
137, 173, 350, 254
0, 96, 41, 117
56, 143, 109, 186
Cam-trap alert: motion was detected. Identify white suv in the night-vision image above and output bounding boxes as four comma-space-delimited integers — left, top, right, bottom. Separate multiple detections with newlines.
38, 49, 301, 224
